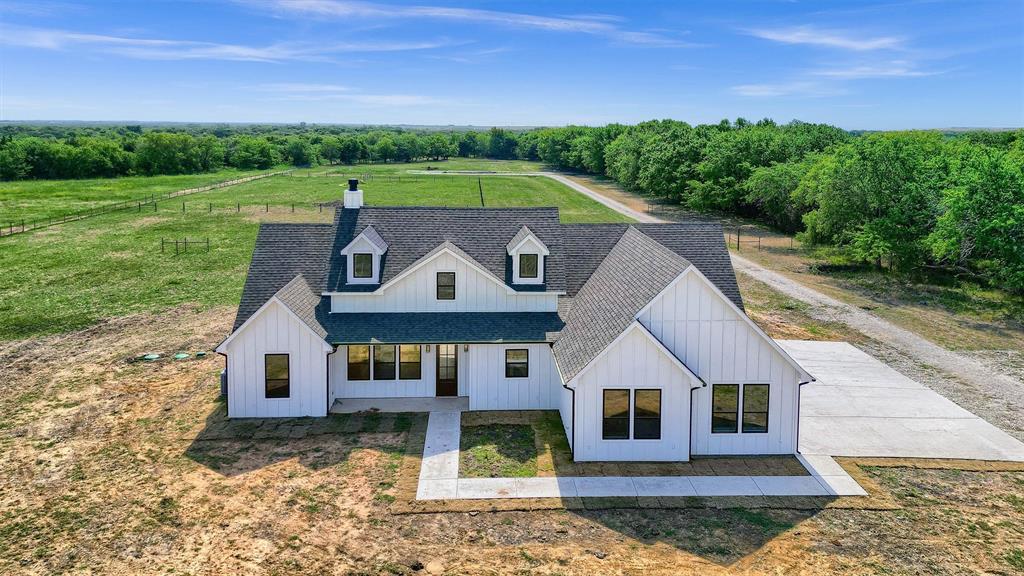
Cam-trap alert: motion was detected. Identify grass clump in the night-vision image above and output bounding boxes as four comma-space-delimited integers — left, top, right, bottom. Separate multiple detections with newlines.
460, 424, 538, 478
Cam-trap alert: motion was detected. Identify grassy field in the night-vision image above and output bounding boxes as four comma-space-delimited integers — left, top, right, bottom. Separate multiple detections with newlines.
0, 161, 628, 341
0, 168, 278, 223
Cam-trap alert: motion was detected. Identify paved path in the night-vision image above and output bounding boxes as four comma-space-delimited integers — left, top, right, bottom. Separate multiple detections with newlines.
783, 341, 1024, 461
415, 412, 866, 501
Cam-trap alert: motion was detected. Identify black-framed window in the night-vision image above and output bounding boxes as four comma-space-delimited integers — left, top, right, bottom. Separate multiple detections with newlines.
353, 253, 373, 278
399, 345, 421, 380
633, 389, 662, 440
373, 345, 396, 380
347, 345, 370, 381
711, 384, 739, 433
504, 349, 529, 378
264, 354, 290, 399
436, 272, 455, 300
742, 384, 770, 433
519, 254, 539, 279
602, 389, 630, 439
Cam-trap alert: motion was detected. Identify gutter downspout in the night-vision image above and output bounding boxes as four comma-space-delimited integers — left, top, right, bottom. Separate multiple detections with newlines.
561, 381, 576, 457
688, 376, 707, 461
326, 345, 338, 416
216, 351, 228, 417
795, 376, 815, 454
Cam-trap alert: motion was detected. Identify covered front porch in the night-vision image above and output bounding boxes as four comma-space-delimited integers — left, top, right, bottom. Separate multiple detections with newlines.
330, 396, 470, 413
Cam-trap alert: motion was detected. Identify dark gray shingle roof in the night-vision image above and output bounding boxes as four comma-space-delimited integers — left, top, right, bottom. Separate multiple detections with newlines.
552, 227, 692, 382
561, 222, 743, 309
232, 223, 335, 331
318, 312, 563, 344
327, 207, 566, 293
273, 274, 327, 338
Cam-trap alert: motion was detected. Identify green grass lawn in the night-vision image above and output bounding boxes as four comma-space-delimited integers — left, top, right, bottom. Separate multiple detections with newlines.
0, 160, 631, 341
0, 168, 278, 223
289, 158, 547, 176
460, 424, 538, 478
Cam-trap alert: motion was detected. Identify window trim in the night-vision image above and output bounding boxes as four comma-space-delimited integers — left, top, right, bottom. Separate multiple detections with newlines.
347, 345, 371, 381
264, 353, 290, 399
711, 383, 740, 434
436, 271, 456, 300
504, 348, 529, 378
632, 389, 662, 440
601, 388, 631, 440
518, 253, 539, 279
399, 344, 422, 380
373, 344, 397, 380
352, 252, 373, 279
742, 383, 770, 434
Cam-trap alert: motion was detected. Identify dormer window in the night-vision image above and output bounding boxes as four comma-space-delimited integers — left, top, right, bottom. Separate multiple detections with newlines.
519, 254, 538, 279
506, 225, 549, 286
353, 253, 373, 279
340, 225, 388, 285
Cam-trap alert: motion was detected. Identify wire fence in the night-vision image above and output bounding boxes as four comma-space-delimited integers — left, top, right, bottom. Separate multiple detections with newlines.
0, 170, 291, 238
726, 226, 801, 252
161, 237, 210, 255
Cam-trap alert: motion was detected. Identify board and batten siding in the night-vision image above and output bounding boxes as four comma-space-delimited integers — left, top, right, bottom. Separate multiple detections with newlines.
637, 270, 800, 456
572, 325, 691, 462
330, 344, 438, 400
462, 344, 560, 410
330, 251, 558, 313
222, 300, 330, 418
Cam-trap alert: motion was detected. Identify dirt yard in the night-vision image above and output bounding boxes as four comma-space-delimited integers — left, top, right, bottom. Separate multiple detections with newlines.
1, 305, 1022, 575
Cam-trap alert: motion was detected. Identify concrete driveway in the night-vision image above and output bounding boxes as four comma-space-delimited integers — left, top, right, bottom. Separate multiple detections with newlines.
781, 340, 1024, 462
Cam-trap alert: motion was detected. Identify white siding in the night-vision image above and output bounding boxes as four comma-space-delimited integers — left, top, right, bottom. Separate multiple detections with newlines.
330, 251, 558, 313
559, 384, 574, 451
573, 326, 691, 462
223, 300, 329, 418
637, 271, 800, 455
330, 344, 438, 399
463, 344, 561, 410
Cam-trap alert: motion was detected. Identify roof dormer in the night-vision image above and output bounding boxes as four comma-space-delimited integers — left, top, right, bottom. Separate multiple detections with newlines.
340, 225, 388, 284
506, 225, 549, 285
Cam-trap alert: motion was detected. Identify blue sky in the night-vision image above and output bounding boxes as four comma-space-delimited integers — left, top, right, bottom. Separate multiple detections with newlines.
1, 0, 1021, 128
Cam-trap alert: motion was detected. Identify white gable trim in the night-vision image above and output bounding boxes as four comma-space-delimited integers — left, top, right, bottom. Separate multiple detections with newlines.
340, 226, 387, 256
216, 297, 332, 354
380, 243, 514, 293
565, 321, 702, 389
634, 266, 814, 382
507, 232, 551, 256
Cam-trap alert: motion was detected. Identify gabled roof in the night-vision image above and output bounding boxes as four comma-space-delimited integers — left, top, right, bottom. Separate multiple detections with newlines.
506, 225, 549, 254
378, 240, 509, 292
341, 224, 388, 253
327, 207, 566, 293
274, 274, 327, 339
552, 227, 692, 382
560, 222, 743, 309
232, 223, 334, 331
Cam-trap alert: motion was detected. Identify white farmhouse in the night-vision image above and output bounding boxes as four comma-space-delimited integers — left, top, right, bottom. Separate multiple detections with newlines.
216, 180, 813, 461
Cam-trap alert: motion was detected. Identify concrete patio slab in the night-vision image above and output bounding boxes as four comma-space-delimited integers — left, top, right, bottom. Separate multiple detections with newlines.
782, 340, 1024, 462
416, 479, 458, 500
331, 396, 469, 414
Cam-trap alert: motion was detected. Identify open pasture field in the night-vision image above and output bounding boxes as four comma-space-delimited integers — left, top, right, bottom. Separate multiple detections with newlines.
0, 168, 275, 223
0, 161, 626, 341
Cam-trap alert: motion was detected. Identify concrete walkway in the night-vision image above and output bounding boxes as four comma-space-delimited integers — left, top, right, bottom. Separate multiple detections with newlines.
331, 396, 469, 414
783, 340, 1024, 461
415, 411, 867, 501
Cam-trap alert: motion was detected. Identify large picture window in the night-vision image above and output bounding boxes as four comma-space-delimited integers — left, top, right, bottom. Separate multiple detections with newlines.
264, 354, 290, 399
633, 389, 662, 440
347, 345, 370, 381
352, 253, 373, 278
504, 349, 529, 378
519, 254, 539, 279
742, 384, 770, 433
436, 272, 455, 300
373, 345, 396, 380
399, 345, 421, 380
602, 389, 630, 440
711, 384, 739, 433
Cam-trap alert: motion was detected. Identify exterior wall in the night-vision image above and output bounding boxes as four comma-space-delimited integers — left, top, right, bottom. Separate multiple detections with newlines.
638, 271, 800, 455
223, 300, 329, 418
330, 251, 558, 313
559, 384, 574, 452
330, 343, 561, 411
573, 326, 691, 462
341, 235, 381, 284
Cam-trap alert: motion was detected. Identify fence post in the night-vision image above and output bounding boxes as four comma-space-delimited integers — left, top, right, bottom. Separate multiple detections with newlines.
182, 201, 185, 213
266, 203, 269, 213
758, 234, 761, 251
319, 203, 322, 213
736, 228, 741, 250
154, 201, 157, 212
209, 202, 212, 213
161, 239, 165, 253
237, 203, 240, 213
291, 203, 294, 213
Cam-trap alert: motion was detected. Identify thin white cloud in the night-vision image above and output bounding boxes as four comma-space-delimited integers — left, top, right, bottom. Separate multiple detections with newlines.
731, 81, 846, 98
0, 24, 457, 62
254, 83, 351, 92
267, 92, 448, 106
811, 61, 941, 78
746, 25, 903, 51
249, 0, 700, 47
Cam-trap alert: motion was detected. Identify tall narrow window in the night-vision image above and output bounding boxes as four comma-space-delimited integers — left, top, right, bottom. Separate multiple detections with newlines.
436, 272, 455, 300
742, 384, 770, 433
602, 389, 630, 439
711, 384, 739, 433
504, 349, 529, 378
633, 389, 662, 440
373, 345, 396, 380
353, 253, 373, 278
519, 254, 539, 279
264, 354, 290, 399
347, 345, 370, 381
399, 345, 422, 380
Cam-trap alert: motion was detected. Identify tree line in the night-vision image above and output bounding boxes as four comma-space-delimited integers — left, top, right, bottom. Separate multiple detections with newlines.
2, 121, 1021, 292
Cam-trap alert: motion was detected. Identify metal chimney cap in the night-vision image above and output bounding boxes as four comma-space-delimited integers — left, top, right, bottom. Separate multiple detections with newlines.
348, 178, 359, 191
